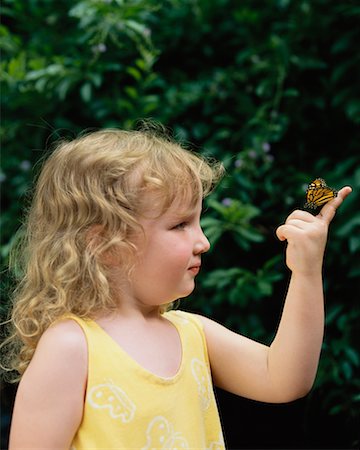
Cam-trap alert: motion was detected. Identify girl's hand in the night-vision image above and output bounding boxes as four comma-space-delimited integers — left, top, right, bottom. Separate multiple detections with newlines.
276, 186, 352, 275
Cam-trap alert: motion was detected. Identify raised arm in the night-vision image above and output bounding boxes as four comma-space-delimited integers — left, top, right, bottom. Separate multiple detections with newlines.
199, 186, 352, 403
9, 320, 87, 449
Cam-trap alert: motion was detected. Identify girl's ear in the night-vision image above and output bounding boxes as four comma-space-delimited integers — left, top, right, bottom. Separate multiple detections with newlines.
86, 224, 105, 259
86, 224, 105, 248
86, 224, 119, 266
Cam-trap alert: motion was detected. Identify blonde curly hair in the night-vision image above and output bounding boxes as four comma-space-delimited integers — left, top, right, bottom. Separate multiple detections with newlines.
2, 126, 224, 380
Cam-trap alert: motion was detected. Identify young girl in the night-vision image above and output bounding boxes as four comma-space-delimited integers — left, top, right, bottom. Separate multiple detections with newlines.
5, 127, 351, 449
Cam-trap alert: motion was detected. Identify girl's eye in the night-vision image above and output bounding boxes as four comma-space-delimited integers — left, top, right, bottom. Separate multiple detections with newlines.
173, 222, 188, 230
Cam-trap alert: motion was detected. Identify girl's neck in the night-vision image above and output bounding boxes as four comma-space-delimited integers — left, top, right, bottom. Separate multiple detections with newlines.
95, 299, 163, 323
105, 270, 167, 321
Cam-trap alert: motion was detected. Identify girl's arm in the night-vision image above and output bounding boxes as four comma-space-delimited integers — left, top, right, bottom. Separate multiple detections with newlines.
200, 187, 352, 403
9, 320, 87, 449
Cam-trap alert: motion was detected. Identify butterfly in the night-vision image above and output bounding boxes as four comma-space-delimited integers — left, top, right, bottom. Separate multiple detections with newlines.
304, 178, 338, 209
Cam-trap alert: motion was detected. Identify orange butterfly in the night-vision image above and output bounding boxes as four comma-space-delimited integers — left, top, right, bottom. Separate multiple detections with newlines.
304, 178, 338, 209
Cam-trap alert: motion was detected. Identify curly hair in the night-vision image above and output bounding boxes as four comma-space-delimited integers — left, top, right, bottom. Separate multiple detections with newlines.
1, 126, 224, 381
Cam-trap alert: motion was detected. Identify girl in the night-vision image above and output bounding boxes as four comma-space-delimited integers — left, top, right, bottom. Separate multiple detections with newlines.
5, 127, 351, 449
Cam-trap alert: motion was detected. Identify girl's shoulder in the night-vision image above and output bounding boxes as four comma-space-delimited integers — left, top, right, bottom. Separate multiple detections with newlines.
165, 309, 207, 327
11, 318, 87, 445
34, 317, 88, 372
164, 310, 209, 337
18, 317, 88, 400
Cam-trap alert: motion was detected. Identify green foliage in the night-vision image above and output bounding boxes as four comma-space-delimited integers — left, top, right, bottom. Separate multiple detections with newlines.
1, 0, 359, 447
202, 198, 264, 249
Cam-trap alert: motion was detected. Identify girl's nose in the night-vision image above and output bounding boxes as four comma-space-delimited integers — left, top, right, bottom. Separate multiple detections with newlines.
194, 227, 210, 255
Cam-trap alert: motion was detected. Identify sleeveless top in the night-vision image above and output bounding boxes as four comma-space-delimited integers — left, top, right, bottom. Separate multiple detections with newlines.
70, 310, 225, 450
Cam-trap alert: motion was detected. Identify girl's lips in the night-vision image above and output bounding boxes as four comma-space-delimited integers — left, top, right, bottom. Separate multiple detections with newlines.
188, 266, 200, 274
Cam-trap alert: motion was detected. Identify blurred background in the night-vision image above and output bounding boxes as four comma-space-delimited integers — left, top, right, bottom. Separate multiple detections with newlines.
1, 0, 359, 448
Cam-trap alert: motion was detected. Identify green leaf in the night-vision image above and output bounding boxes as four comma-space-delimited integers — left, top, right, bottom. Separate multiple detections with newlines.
126, 66, 142, 81
80, 82, 92, 102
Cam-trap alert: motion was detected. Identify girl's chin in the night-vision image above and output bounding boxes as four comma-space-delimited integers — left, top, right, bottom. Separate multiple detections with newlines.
166, 287, 195, 305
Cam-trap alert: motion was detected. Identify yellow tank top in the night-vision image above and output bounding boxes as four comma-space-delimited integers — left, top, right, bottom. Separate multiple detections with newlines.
70, 310, 225, 450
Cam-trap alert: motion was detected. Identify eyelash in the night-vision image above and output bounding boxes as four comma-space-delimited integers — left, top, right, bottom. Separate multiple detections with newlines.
173, 221, 188, 230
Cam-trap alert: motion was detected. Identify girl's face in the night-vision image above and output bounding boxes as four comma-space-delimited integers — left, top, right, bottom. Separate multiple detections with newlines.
129, 195, 210, 307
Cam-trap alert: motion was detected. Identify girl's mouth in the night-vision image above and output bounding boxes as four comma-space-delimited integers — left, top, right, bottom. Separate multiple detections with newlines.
188, 266, 200, 275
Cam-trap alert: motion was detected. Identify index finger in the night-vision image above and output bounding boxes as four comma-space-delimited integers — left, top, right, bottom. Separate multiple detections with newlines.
317, 186, 353, 224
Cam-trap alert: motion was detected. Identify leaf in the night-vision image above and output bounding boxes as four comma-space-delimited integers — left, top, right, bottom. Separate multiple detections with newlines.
235, 226, 264, 243
342, 361, 352, 380
126, 66, 142, 81
325, 304, 343, 325
124, 86, 138, 99
80, 83, 92, 102
336, 215, 360, 237
57, 78, 72, 100
344, 348, 360, 367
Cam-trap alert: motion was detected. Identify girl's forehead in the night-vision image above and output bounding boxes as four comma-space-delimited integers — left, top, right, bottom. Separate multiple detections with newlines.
139, 189, 202, 220
168, 198, 202, 218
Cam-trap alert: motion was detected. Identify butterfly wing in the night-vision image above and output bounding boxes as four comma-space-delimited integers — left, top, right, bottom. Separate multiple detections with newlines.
307, 178, 327, 190
304, 179, 338, 209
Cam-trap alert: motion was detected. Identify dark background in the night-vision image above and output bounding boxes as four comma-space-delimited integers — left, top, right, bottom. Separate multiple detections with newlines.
1, 0, 359, 448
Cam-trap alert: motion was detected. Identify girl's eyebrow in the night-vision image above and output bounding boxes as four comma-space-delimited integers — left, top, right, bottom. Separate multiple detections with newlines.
170, 206, 201, 221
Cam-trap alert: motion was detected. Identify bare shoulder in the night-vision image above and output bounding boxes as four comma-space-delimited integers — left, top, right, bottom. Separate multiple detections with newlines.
40, 318, 87, 350
19, 317, 88, 396
42, 317, 87, 343
23, 317, 88, 385
33, 318, 88, 369
190, 312, 234, 348
10, 319, 88, 447
191, 313, 225, 333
